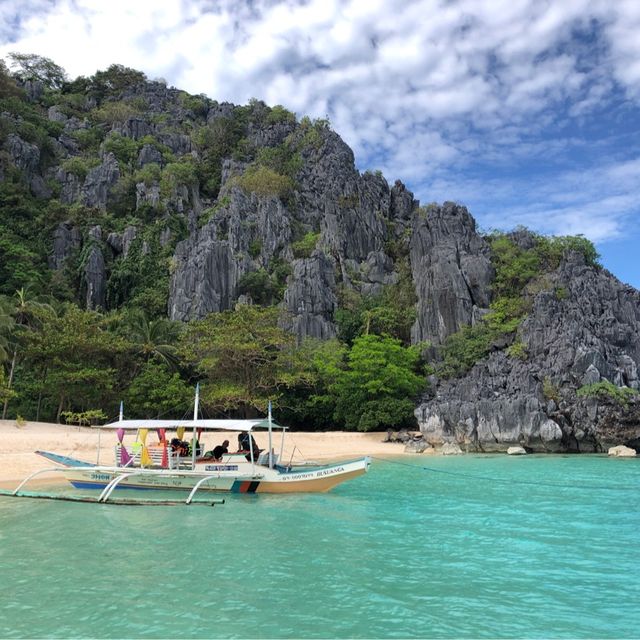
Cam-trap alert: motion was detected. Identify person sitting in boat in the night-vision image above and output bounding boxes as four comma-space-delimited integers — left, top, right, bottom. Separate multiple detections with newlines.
237, 432, 261, 462
211, 440, 229, 462
170, 438, 189, 457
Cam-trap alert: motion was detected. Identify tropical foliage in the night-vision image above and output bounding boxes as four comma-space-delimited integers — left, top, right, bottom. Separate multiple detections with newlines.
0, 56, 602, 430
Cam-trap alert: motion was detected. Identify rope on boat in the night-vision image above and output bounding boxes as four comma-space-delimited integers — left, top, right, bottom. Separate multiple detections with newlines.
370, 456, 638, 492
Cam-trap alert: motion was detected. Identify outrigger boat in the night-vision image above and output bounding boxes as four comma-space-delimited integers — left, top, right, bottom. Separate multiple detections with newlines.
34, 390, 371, 496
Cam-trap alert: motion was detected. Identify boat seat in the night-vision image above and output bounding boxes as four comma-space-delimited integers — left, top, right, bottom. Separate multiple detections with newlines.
115, 444, 173, 468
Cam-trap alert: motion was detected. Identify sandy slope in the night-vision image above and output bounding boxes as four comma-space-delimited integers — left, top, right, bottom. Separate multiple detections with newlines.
0, 419, 409, 488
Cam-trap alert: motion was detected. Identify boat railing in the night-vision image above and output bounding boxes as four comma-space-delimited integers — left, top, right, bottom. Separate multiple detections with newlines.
114, 445, 193, 470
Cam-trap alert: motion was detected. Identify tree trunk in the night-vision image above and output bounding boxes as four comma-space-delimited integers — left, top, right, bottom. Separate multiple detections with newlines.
35, 367, 48, 422
1, 346, 18, 419
56, 394, 65, 423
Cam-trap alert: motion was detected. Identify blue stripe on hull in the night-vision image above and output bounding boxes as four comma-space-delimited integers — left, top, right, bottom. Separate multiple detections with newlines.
70, 481, 154, 491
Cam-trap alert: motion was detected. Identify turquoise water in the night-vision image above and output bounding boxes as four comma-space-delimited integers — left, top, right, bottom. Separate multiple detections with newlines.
0, 455, 638, 639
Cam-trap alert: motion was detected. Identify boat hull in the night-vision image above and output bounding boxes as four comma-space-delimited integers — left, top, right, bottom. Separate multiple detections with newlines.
59, 457, 370, 494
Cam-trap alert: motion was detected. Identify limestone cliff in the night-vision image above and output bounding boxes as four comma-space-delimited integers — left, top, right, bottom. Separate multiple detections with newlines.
2, 70, 639, 450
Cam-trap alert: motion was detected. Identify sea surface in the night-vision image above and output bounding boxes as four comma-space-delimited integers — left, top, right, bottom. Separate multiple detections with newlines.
0, 454, 638, 639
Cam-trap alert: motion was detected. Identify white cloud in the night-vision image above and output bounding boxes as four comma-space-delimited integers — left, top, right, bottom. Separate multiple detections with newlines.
1, 0, 640, 251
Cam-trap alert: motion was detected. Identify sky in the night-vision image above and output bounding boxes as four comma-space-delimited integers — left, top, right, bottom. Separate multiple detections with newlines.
1, 0, 640, 287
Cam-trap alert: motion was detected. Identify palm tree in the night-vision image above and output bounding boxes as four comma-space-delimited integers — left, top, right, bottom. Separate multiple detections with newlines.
123, 310, 181, 369
1, 286, 53, 419
0, 298, 15, 363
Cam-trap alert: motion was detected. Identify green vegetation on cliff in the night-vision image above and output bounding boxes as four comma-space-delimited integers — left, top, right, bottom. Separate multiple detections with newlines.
438, 230, 600, 378
0, 55, 605, 431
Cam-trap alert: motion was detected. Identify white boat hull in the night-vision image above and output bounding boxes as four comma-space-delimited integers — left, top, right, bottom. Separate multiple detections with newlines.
60, 457, 371, 494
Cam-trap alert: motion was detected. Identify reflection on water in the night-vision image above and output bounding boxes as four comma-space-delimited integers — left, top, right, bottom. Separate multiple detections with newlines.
0, 455, 638, 639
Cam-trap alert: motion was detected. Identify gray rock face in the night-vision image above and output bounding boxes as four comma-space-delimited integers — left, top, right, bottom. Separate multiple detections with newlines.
282, 252, 338, 341
83, 244, 106, 310
107, 227, 138, 257
410, 202, 494, 345
49, 222, 82, 269
169, 188, 294, 320
57, 167, 82, 204
113, 117, 153, 140
416, 253, 640, 452
168, 122, 402, 336
136, 182, 161, 209
137, 144, 163, 167
390, 180, 417, 220
6, 133, 40, 173
82, 153, 120, 209
157, 132, 192, 155
169, 229, 239, 319
47, 105, 68, 123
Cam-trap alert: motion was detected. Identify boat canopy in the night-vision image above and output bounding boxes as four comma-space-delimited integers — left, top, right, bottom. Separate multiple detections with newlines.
99, 418, 285, 432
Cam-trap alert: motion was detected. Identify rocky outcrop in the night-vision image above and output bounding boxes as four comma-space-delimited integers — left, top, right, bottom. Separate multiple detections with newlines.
507, 446, 527, 455
106, 226, 137, 258
608, 445, 636, 457
82, 153, 120, 209
169, 188, 293, 320
410, 202, 494, 345
416, 253, 640, 453
49, 222, 82, 269
169, 229, 239, 319
3, 72, 639, 451
6, 133, 40, 173
282, 252, 338, 340
137, 144, 163, 167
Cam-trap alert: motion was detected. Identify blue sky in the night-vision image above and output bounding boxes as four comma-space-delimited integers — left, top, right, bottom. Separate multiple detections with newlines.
2, 0, 639, 287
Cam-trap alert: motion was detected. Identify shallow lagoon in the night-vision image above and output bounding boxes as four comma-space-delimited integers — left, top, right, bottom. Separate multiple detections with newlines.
0, 454, 638, 639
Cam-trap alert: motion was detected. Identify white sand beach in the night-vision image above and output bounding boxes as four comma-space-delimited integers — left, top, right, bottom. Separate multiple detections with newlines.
0, 419, 410, 488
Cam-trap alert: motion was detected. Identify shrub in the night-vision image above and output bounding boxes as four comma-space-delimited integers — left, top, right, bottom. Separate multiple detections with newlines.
160, 158, 198, 196
438, 325, 493, 378
61, 156, 100, 181
103, 132, 139, 166
542, 377, 560, 403
490, 234, 541, 298
536, 235, 600, 269
506, 341, 528, 360
70, 126, 105, 152
91, 100, 140, 125
266, 105, 296, 125
179, 92, 209, 117
255, 145, 302, 177
292, 231, 319, 259
237, 269, 280, 305
248, 239, 262, 259
235, 165, 295, 200
577, 381, 638, 406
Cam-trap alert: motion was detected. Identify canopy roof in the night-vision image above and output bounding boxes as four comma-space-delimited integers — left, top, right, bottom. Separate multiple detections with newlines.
99, 418, 285, 432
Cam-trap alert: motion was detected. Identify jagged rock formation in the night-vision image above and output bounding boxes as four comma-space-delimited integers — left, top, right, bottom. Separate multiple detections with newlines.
417, 252, 640, 453
2, 68, 639, 451
282, 251, 338, 340
410, 202, 493, 345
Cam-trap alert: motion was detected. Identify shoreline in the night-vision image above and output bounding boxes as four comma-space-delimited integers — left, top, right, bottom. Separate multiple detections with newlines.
0, 419, 409, 488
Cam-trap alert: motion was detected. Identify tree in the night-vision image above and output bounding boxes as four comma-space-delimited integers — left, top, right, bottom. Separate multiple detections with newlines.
0, 59, 23, 98
22, 305, 127, 421
330, 334, 424, 431
121, 309, 181, 370
125, 361, 192, 418
89, 64, 147, 98
1, 286, 52, 419
179, 305, 309, 415
7, 53, 67, 89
